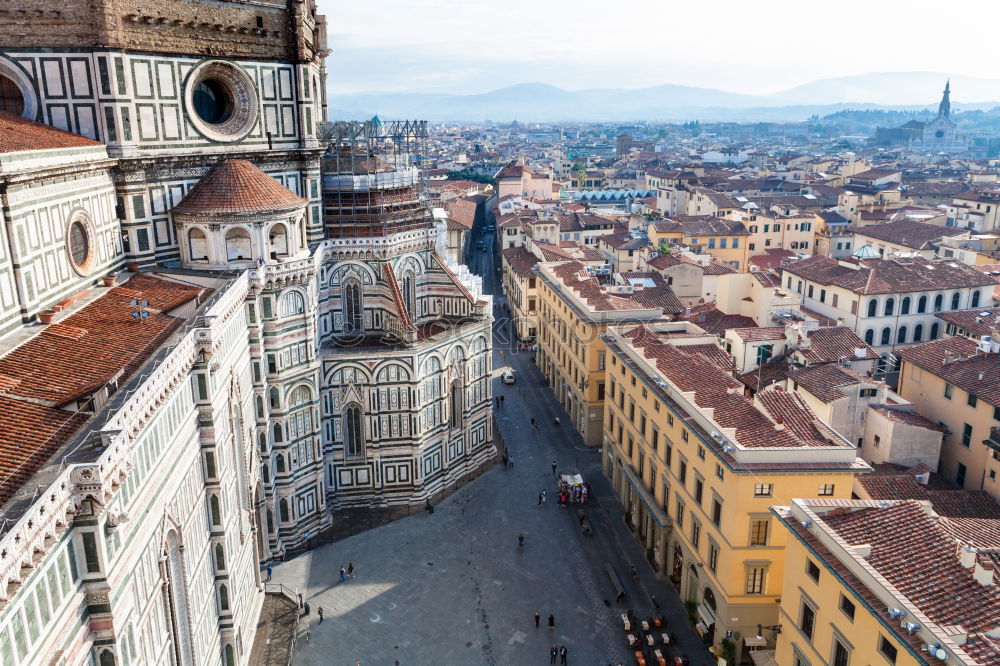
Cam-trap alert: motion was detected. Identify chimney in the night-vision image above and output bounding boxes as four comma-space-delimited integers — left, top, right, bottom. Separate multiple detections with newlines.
852, 543, 872, 559
959, 542, 978, 568
974, 559, 995, 587
774, 416, 785, 432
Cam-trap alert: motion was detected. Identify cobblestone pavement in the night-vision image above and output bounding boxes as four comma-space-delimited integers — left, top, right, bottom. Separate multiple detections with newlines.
274, 227, 717, 666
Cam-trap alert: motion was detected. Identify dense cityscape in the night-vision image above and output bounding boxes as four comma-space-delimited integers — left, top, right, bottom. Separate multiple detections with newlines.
0, 1, 999, 666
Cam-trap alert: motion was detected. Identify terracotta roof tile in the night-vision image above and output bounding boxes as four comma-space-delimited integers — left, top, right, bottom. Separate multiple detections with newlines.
898, 336, 1000, 405
0, 112, 101, 154
173, 159, 307, 216
783, 255, 996, 295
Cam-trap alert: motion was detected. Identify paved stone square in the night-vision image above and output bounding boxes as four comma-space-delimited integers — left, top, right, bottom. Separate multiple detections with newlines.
271, 229, 717, 665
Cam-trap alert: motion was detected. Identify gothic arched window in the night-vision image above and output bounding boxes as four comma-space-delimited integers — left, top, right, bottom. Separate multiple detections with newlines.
345, 404, 363, 457
281, 290, 305, 317
449, 379, 463, 429
344, 281, 363, 333
972, 290, 982, 308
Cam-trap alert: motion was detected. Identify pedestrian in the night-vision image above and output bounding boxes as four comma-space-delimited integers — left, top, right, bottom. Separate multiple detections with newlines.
535, 612, 541, 629
495, 396, 500, 408
550, 645, 558, 663
560, 645, 568, 664
317, 606, 324, 623
348, 562, 355, 578
502, 451, 509, 468
541, 489, 546, 505
339, 566, 346, 583
548, 614, 555, 631
538, 491, 544, 507
305, 629, 311, 644
531, 416, 536, 429
551, 460, 557, 476
500, 395, 505, 406
266, 566, 272, 582
508, 455, 514, 470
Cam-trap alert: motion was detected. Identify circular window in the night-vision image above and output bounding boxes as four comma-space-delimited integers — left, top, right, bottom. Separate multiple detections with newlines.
65, 213, 96, 276
193, 80, 233, 125
184, 60, 258, 143
0, 74, 24, 115
935, 130, 945, 138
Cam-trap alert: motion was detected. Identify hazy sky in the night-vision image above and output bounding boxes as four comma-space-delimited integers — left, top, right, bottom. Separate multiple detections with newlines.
320, 0, 1000, 96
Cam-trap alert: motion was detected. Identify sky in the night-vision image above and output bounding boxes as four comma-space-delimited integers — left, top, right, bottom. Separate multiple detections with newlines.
320, 0, 1000, 97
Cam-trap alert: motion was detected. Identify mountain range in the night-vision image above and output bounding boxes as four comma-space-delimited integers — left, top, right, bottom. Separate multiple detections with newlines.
330, 72, 1000, 123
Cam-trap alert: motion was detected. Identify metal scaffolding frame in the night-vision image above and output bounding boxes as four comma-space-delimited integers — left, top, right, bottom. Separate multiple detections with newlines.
321, 120, 432, 239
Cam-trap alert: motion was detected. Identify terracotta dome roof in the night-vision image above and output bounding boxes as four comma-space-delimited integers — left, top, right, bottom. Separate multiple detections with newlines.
173, 159, 308, 216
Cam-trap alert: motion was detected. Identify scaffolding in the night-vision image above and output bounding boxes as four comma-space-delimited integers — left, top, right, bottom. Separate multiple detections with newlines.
321, 119, 432, 239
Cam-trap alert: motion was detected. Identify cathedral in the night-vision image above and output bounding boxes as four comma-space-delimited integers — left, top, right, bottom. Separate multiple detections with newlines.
0, 1, 494, 664
874, 80, 968, 154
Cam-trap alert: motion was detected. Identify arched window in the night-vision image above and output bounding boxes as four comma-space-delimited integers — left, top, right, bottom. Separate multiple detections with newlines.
951, 292, 961, 310
268, 223, 289, 259
281, 290, 305, 316
163, 530, 194, 665
934, 294, 944, 312
266, 509, 274, 534
210, 495, 221, 526
345, 404, 363, 457
279, 498, 290, 522
930, 322, 941, 340
255, 395, 264, 419
880, 327, 891, 345
215, 543, 225, 571
867, 299, 878, 317
918, 295, 928, 313
225, 644, 235, 666
343, 281, 363, 333
972, 290, 982, 308
225, 227, 252, 261
402, 273, 416, 316
99, 650, 115, 666
275, 453, 285, 473
449, 378, 463, 429
897, 326, 907, 345
258, 432, 267, 452
269, 387, 280, 410
188, 228, 209, 261
884, 298, 895, 317
864, 329, 874, 345
0, 74, 25, 115
262, 463, 270, 483
292, 386, 311, 406
913, 324, 923, 342
703, 587, 717, 613
900, 297, 911, 315
219, 584, 229, 611
272, 423, 282, 443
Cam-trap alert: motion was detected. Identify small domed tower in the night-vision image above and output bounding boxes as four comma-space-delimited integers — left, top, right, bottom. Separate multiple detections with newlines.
173, 159, 309, 270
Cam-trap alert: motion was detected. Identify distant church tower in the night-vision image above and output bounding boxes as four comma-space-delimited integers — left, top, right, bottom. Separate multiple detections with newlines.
938, 79, 951, 120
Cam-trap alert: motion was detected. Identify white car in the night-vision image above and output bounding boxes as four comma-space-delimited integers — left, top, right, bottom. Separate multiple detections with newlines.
501, 370, 515, 384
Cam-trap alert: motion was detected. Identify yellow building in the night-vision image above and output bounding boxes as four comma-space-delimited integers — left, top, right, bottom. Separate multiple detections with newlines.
601, 323, 869, 661
773, 498, 1000, 666
648, 216, 750, 271
534, 261, 681, 445
744, 209, 818, 256
897, 336, 1000, 500
500, 246, 541, 342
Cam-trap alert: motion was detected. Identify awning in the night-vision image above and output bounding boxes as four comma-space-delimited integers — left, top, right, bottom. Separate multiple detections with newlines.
561, 473, 584, 485
745, 635, 768, 648
621, 464, 670, 529
697, 603, 716, 627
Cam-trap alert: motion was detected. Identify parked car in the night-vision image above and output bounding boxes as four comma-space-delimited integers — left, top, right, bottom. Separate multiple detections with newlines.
501, 369, 515, 384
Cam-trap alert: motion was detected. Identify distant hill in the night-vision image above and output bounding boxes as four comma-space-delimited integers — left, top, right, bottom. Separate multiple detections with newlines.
330, 72, 1000, 122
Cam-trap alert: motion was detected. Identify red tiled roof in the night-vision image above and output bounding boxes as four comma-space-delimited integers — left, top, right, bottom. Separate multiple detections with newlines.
782, 255, 996, 295
623, 328, 845, 449
0, 112, 101, 154
823, 501, 1000, 637
173, 159, 307, 216
547, 261, 681, 314
798, 326, 878, 363
936, 307, 1000, 337
898, 336, 1000, 405
852, 220, 966, 250
0, 275, 207, 503
502, 246, 541, 277
680, 305, 756, 334
731, 326, 785, 342
0, 275, 205, 406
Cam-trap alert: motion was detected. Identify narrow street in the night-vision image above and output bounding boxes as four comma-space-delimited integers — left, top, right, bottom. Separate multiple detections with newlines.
275, 220, 715, 665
